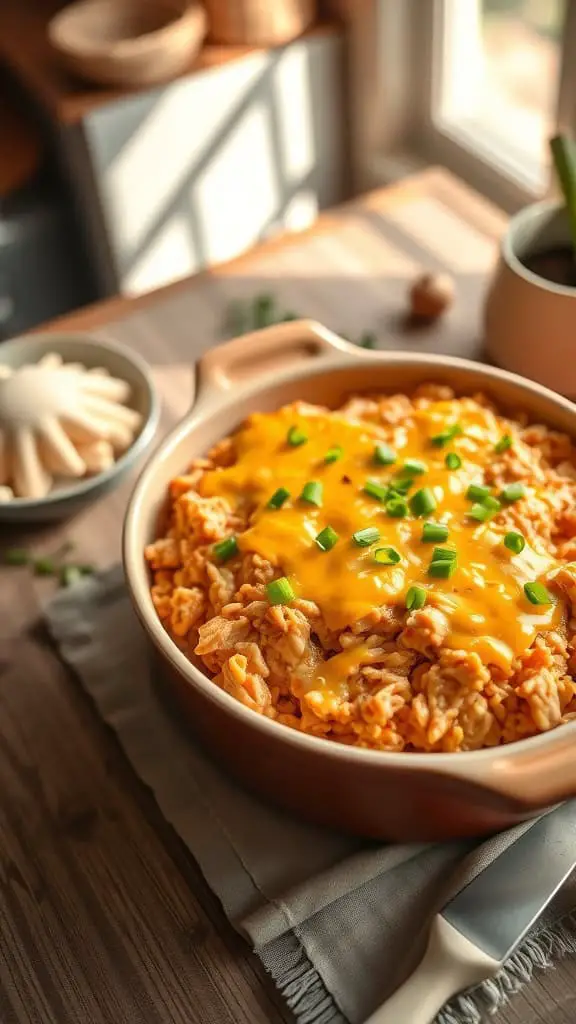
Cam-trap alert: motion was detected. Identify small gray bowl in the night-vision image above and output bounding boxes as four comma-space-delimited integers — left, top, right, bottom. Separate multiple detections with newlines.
0, 331, 160, 523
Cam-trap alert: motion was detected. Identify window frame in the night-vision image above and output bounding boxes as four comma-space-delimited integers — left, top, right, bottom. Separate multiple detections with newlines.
350, 0, 576, 213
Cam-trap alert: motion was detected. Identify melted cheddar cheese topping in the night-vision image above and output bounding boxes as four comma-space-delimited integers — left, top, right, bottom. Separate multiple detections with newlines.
200, 399, 562, 675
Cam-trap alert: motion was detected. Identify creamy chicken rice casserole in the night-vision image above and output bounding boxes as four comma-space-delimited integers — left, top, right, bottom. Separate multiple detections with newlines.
145, 384, 576, 753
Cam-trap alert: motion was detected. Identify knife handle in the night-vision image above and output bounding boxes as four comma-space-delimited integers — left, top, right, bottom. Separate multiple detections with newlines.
364, 916, 500, 1024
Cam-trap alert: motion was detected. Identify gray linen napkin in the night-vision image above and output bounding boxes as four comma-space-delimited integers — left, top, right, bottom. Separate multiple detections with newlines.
46, 566, 576, 1024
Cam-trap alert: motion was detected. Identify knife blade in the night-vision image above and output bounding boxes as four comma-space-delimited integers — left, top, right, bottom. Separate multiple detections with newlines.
443, 799, 576, 961
365, 800, 576, 1024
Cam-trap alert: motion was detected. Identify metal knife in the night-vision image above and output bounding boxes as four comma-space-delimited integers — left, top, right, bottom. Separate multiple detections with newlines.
365, 800, 576, 1024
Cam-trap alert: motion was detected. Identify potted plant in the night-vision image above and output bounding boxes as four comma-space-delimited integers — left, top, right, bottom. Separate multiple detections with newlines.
484, 134, 576, 396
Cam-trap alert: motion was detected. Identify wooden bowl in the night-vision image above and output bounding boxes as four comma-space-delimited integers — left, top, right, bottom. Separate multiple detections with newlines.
203, 0, 315, 46
48, 0, 207, 89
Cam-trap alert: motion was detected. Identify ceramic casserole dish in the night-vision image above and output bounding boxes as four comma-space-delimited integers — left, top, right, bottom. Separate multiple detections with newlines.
123, 321, 576, 841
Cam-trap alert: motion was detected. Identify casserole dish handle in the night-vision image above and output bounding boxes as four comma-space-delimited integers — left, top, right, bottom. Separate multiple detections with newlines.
479, 726, 576, 810
195, 319, 363, 410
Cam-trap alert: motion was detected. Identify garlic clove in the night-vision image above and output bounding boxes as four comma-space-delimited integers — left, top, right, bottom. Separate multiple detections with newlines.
82, 393, 142, 431
0, 484, 14, 501
12, 427, 52, 498
75, 439, 115, 474
38, 416, 87, 477
80, 372, 131, 403
38, 352, 63, 369
64, 406, 133, 451
59, 408, 112, 444
105, 420, 135, 453
58, 363, 87, 375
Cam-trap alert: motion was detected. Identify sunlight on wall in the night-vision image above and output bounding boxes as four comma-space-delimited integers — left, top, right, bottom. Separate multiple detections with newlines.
86, 32, 343, 294
281, 191, 319, 231
274, 45, 315, 183
193, 101, 279, 266
125, 212, 196, 293
100, 56, 274, 267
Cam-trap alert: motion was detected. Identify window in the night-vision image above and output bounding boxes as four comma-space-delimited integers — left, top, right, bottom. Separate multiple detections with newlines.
433, 0, 566, 194
353, 0, 576, 211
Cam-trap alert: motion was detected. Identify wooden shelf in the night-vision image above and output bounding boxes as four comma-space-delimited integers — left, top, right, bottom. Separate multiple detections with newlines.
0, 1, 342, 125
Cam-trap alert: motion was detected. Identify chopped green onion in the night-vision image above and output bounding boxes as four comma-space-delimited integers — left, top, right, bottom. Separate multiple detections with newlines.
504, 531, 526, 554
402, 458, 427, 476
482, 495, 502, 513
386, 496, 409, 518
445, 452, 462, 470
468, 494, 501, 521
524, 581, 554, 606
324, 445, 343, 464
300, 481, 323, 506
431, 546, 457, 562
495, 433, 513, 454
60, 565, 83, 588
359, 331, 377, 349
315, 526, 339, 552
253, 293, 275, 328
353, 526, 381, 547
422, 522, 449, 543
3, 547, 30, 566
431, 424, 462, 447
428, 557, 457, 578
287, 425, 308, 447
267, 577, 296, 605
468, 502, 492, 523
34, 558, 57, 576
213, 536, 239, 562
466, 483, 491, 502
363, 479, 388, 502
374, 546, 401, 565
406, 585, 427, 611
267, 487, 290, 509
225, 299, 248, 337
373, 443, 397, 466
389, 477, 413, 495
410, 487, 437, 517
501, 482, 526, 504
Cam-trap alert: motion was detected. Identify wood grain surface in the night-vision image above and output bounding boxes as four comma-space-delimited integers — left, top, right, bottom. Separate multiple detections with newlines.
1, 169, 575, 1024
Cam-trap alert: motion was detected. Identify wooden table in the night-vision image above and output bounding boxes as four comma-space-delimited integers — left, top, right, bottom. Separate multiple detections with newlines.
2, 169, 575, 1024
